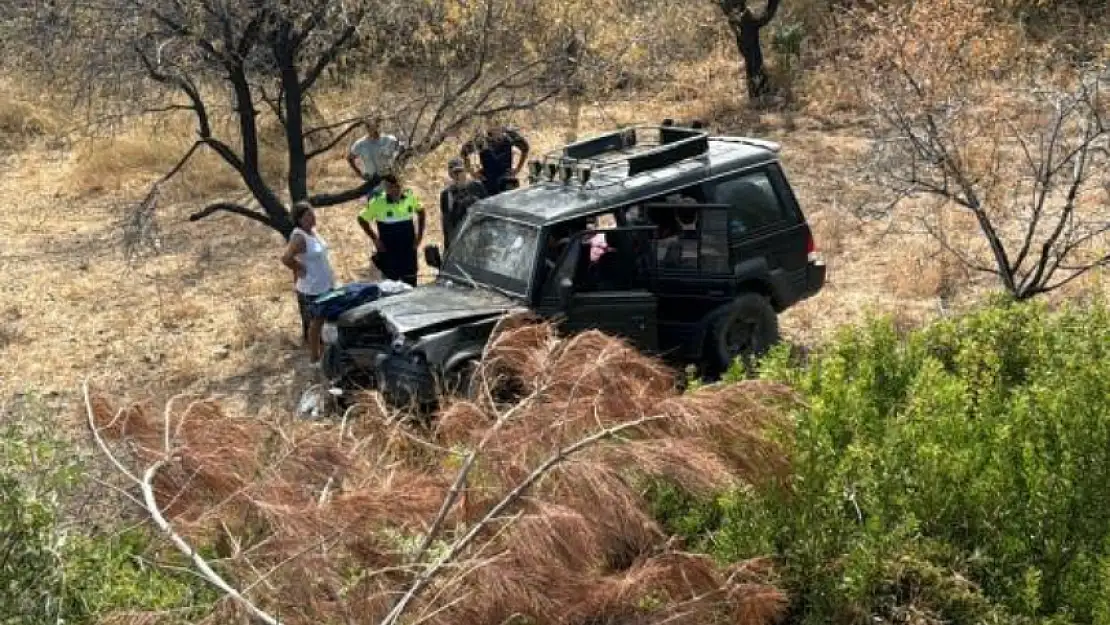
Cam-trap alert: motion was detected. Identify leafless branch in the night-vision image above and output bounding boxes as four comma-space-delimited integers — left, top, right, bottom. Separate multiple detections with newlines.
856, 8, 1110, 301
83, 380, 283, 625
188, 202, 273, 227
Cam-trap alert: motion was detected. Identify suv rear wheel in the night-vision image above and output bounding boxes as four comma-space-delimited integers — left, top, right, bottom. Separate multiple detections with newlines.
706, 292, 780, 377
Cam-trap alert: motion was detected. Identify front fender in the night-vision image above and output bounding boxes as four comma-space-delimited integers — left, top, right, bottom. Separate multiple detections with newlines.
443, 345, 486, 374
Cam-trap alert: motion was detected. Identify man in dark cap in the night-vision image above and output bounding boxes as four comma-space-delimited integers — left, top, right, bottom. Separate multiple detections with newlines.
439, 157, 487, 251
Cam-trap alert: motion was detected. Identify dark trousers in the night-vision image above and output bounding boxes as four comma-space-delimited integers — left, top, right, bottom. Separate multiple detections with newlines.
375, 219, 418, 286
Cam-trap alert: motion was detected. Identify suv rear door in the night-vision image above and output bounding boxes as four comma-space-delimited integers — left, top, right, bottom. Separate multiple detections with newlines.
699, 163, 811, 309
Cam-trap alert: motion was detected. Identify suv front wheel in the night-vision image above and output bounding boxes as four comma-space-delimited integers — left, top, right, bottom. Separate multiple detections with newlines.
706, 292, 781, 377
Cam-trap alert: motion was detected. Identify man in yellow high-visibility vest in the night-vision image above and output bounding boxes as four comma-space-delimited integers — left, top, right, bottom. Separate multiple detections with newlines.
357, 173, 426, 286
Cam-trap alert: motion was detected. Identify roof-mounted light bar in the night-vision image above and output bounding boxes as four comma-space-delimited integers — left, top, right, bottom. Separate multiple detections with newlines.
526, 155, 596, 188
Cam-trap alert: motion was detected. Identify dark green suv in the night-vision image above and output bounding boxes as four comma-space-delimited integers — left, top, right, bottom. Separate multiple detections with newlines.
321, 123, 826, 409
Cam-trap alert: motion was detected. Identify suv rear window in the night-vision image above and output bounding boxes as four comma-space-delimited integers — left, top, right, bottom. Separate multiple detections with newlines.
704, 169, 790, 236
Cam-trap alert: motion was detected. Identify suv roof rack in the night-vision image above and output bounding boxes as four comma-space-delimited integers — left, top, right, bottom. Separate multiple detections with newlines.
529, 124, 710, 188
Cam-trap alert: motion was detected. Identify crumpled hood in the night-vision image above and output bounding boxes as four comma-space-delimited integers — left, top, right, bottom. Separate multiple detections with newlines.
339, 283, 522, 335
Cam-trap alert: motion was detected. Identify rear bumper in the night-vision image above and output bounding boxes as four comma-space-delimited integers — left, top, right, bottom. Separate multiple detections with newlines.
802, 257, 827, 299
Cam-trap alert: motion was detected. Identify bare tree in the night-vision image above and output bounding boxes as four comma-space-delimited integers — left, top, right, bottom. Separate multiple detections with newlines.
81, 318, 793, 625
716, 0, 782, 100
10, 0, 583, 240
853, 0, 1110, 300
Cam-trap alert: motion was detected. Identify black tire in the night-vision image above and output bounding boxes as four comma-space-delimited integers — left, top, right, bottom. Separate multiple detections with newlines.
706, 292, 780, 377
441, 359, 481, 401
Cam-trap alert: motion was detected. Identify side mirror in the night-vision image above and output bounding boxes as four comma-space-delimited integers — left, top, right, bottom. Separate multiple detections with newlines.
424, 244, 443, 269
558, 277, 573, 307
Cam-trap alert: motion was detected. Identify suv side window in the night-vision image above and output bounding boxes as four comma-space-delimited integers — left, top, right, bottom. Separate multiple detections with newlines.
704, 168, 790, 239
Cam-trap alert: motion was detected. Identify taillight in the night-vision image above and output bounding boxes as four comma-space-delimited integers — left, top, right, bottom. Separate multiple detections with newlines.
806, 229, 822, 263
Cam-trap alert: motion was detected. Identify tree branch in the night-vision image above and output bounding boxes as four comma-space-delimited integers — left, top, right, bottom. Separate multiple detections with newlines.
308, 176, 379, 207
299, 16, 362, 93
82, 380, 283, 625
305, 119, 364, 161
1024, 252, 1110, 297
188, 202, 273, 228
753, 0, 781, 28
380, 413, 666, 625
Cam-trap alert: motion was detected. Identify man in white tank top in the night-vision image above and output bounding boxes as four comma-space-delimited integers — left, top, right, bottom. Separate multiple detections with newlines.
281, 201, 337, 366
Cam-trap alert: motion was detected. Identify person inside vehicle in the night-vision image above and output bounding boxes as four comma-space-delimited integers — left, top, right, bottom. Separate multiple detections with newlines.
281, 201, 336, 367
676, 204, 699, 234
460, 119, 530, 197
357, 173, 426, 287
439, 157, 486, 252
347, 115, 403, 201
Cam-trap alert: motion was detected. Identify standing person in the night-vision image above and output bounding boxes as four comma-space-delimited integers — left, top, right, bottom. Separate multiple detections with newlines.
281, 201, 336, 366
460, 119, 530, 197
439, 157, 487, 251
346, 115, 402, 200
357, 174, 426, 287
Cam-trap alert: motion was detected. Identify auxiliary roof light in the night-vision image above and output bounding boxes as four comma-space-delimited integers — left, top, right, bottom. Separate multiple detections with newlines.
577, 164, 592, 186
620, 127, 636, 149
561, 162, 574, 184
528, 159, 543, 184
546, 159, 559, 181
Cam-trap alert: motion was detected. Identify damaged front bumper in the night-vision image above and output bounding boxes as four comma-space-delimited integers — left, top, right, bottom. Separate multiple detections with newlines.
321, 338, 440, 409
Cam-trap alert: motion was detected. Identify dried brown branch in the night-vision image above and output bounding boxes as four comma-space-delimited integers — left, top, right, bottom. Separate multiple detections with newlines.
81, 319, 793, 625
83, 381, 284, 625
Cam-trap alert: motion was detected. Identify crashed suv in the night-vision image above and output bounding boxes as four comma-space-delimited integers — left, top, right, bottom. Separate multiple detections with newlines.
321, 123, 826, 409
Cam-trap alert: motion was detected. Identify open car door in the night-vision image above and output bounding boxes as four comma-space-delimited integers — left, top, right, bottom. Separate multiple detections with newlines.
538, 226, 659, 353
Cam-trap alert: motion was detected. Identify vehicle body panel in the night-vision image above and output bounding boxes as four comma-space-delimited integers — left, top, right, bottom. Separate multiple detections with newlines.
339, 283, 521, 336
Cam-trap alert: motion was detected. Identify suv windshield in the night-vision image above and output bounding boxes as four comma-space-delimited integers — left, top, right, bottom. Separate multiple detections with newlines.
442, 213, 539, 296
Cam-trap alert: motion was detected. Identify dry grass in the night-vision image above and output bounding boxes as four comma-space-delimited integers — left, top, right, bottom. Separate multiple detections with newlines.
85, 319, 793, 625
0, 79, 61, 151
886, 240, 968, 302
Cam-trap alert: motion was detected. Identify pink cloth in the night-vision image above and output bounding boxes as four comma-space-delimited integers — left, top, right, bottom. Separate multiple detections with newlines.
588, 233, 609, 263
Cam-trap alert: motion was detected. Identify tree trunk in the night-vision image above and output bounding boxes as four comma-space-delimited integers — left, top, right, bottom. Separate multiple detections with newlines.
719, 0, 781, 100
275, 21, 309, 207
227, 65, 294, 236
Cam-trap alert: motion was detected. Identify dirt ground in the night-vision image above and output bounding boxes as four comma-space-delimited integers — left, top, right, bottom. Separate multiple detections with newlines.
1, 97, 1104, 423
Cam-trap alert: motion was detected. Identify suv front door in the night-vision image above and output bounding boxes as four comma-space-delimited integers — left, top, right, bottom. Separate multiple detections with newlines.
536, 227, 659, 353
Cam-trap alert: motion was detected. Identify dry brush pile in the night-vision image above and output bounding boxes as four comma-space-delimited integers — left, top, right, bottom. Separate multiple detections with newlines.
84, 316, 797, 625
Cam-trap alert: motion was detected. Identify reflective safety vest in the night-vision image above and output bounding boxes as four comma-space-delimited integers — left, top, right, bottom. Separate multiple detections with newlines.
359, 189, 423, 224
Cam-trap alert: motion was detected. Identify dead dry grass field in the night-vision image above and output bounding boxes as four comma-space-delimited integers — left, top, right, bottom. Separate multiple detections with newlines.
1, 69, 1107, 422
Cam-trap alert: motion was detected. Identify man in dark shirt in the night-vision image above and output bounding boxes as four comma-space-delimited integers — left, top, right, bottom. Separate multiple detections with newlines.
439, 157, 487, 251
460, 122, 530, 196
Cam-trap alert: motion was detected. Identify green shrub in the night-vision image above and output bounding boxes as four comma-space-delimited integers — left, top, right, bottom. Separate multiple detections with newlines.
653, 299, 1110, 624
0, 393, 214, 625
1, 394, 82, 624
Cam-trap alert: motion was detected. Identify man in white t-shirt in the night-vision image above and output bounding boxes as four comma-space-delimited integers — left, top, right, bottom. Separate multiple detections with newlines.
347, 115, 402, 199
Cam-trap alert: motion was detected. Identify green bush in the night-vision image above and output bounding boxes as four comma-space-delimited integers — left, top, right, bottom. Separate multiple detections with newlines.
650, 299, 1110, 624
1, 393, 214, 625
